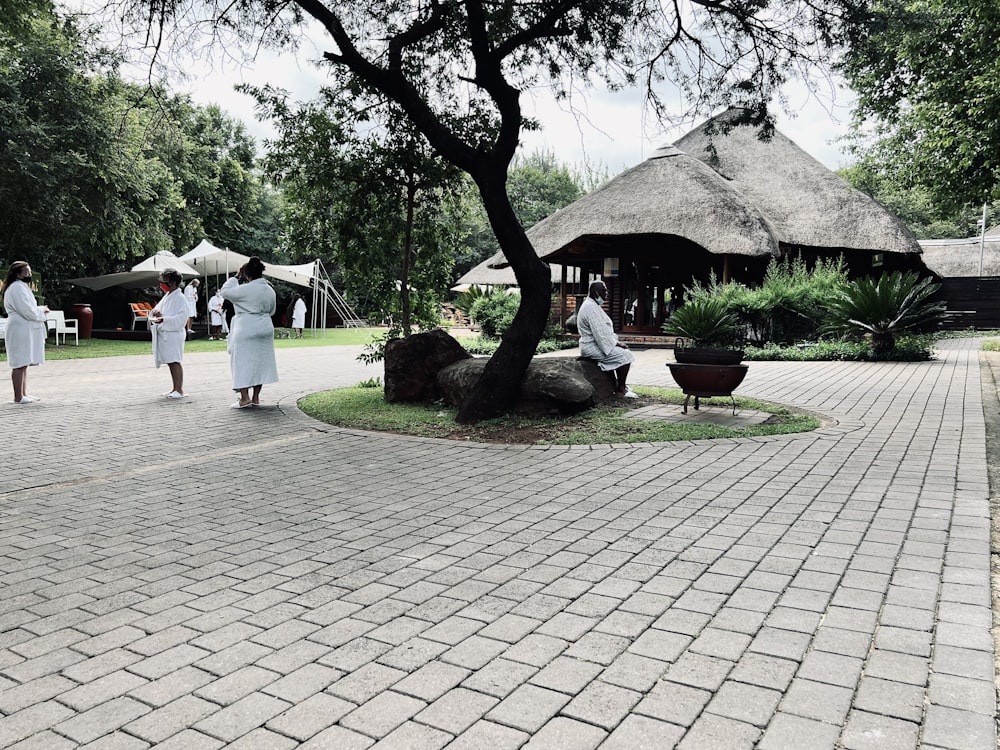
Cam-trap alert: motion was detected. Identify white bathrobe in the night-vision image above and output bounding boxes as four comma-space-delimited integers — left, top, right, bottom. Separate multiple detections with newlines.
291, 298, 306, 329
221, 276, 278, 389
577, 296, 634, 370
2, 280, 47, 369
150, 288, 188, 367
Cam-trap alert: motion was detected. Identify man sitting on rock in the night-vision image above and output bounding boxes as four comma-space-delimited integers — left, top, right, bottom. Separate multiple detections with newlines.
577, 280, 636, 398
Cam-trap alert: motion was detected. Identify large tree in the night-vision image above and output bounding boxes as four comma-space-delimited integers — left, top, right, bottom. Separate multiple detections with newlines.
840, 0, 1000, 211
255, 85, 464, 334
115, 0, 870, 422
455, 150, 587, 280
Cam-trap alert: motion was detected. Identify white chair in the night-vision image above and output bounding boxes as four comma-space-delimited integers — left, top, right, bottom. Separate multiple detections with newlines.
46, 311, 79, 345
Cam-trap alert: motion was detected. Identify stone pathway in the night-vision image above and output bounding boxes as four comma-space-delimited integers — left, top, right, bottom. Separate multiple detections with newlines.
0, 338, 994, 748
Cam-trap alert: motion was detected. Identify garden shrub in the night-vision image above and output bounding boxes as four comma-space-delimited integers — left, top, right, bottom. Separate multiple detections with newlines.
469, 289, 520, 338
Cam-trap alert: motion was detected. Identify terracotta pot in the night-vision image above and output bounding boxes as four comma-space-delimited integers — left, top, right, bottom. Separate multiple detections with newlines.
73, 303, 93, 339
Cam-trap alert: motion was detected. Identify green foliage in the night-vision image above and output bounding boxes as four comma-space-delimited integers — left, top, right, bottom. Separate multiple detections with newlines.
453, 151, 587, 281
452, 285, 491, 317
256, 85, 459, 334
469, 290, 520, 339
675, 257, 848, 345
840, 0, 1000, 210
0, 8, 278, 309
458, 335, 578, 356
838, 164, 1000, 239
661, 295, 739, 347
821, 271, 945, 355
298, 386, 820, 444
745, 335, 935, 362
356, 377, 382, 388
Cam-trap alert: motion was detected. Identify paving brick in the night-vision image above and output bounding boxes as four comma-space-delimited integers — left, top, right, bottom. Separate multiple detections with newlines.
706, 680, 782, 727
779, 678, 853, 725
600, 714, 686, 750
560, 679, 641, 730
485, 684, 570, 733
52, 696, 151, 744
265, 692, 354, 740
676, 712, 761, 750
414, 686, 498, 734
339, 690, 426, 739
758, 712, 840, 750
123, 694, 218, 743
840, 709, 919, 750
193, 692, 292, 743
443, 719, 528, 750
853, 676, 924, 722
634, 680, 711, 727
194, 665, 281, 706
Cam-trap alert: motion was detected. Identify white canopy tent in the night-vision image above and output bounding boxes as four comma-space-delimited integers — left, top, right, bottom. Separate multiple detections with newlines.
68, 251, 201, 290
178, 239, 363, 330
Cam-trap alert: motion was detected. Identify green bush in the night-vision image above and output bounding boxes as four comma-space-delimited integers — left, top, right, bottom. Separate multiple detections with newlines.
681, 257, 849, 345
744, 334, 935, 361
821, 271, 945, 355
469, 289, 520, 338
661, 295, 740, 346
459, 335, 578, 355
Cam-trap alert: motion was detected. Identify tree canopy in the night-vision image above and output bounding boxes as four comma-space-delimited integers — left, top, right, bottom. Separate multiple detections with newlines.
840, 0, 1000, 211
0, 3, 282, 306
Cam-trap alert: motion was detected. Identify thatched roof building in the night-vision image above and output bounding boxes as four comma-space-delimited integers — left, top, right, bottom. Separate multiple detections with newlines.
919, 226, 1000, 278
453, 256, 573, 291
514, 144, 781, 265
489, 108, 926, 332
492, 108, 923, 278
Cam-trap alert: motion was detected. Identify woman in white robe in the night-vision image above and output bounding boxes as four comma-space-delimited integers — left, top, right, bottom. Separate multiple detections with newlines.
183, 278, 199, 333
291, 294, 306, 338
2, 261, 48, 404
577, 279, 636, 398
221, 256, 278, 408
149, 269, 189, 399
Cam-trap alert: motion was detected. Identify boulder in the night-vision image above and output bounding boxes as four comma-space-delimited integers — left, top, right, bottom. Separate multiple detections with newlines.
437, 356, 617, 417
384, 329, 472, 403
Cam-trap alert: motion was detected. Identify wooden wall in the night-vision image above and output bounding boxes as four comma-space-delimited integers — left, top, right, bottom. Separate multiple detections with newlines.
938, 278, 1000, 330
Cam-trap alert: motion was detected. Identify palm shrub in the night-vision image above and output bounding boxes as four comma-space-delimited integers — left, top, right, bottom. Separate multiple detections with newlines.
452, 284, 491, 318
662, 295, 740, 347
821, 271, 945, 355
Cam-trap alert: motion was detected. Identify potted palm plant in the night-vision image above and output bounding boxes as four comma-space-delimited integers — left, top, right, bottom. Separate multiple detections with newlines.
663, 296, 744, 365
662, 296, 748, 413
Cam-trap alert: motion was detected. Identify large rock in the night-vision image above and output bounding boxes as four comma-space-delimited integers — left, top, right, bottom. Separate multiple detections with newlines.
437, 356, 617, 416
384, 330, 472, 403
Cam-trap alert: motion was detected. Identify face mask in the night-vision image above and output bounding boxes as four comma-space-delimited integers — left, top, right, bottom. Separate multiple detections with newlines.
595, 296, 604, 306
21, 275, 31, 283
159, 283, 171, 293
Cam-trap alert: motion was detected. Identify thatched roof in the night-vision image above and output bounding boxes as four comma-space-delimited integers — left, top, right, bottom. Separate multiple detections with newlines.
491, 109, 921, 270
454, 256, 572, 289
919, 226, 1000, 277
674, 110, 921, 254
506, 144, 781, 266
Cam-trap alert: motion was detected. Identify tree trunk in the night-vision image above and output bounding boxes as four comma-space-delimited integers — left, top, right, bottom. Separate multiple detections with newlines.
456, 173, 550, 423
399, 173, 416, 335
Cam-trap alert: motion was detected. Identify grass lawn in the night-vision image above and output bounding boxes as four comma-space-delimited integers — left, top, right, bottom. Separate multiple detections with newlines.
0, 327, 383, 361
299, 386, 821, 445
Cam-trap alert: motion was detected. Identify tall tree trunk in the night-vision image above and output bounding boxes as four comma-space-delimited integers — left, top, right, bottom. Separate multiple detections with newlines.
456, 173, 550, 424
399, 172, 416, 335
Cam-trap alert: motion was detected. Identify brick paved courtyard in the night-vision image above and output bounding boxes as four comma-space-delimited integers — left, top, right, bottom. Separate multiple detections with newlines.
0, 337, 994, 748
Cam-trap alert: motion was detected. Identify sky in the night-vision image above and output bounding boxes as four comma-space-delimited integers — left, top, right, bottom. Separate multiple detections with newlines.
179, 54, 856, 177
71, 0, 857, 177
155, 22, 858, 179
